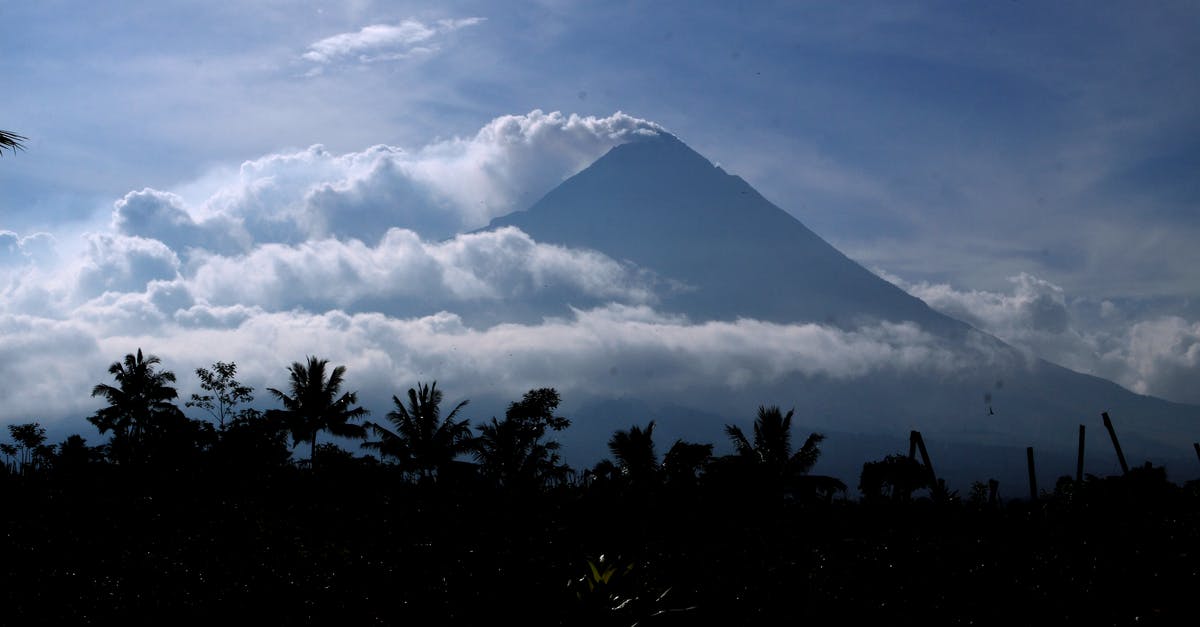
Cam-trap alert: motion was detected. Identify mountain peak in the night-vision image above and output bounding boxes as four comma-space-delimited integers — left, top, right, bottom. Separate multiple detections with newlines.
489, 134, 954, 330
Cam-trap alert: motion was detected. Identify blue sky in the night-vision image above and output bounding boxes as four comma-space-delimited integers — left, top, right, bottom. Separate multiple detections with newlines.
2, 1, 1199, 428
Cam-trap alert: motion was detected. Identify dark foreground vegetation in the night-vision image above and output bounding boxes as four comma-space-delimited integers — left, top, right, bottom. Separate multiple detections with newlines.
2, 349, 1197, 625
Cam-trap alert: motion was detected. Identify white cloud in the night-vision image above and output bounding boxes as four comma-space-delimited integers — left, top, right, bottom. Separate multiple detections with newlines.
1110, 317, 1200, 401
181, 226, 663, 316
882, 270, 1200, 404
113, 110, 664, 247
0, 303, 972, 428
301, 18, 485, 65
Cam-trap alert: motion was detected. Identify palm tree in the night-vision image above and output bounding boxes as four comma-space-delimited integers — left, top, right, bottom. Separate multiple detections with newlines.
267, 356, 368, 468
721, 405, 841, 500
90, 349, 186, 465
1, 130, 26, 155
724, 405, 824, 477
363, 381, 473, 482
607, 421, 660, 487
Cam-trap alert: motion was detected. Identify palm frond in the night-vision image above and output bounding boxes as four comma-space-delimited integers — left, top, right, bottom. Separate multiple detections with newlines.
0, 130, 25, 155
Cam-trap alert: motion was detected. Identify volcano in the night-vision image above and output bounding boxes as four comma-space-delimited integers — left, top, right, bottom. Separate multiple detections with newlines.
485, 132, 1199, 489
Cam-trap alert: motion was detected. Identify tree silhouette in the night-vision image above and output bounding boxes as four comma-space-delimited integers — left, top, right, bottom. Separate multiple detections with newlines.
266, 356, 368, 469
1, 130, 26, 155
662, 439, 713, 489
8, 423, 47, 473
363, 381, 473, 483
475, 388, 571, 490
187, 361, 254, 429
607, 421, 660, 487
725, 405, 824, 476
721, 405, 830, 499
89, 348, 190, 465
858, 454, 929, 502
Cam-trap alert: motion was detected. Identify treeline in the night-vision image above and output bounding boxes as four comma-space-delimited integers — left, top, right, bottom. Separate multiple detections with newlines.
1, 349, 1197, 625
3, 349, 850, 498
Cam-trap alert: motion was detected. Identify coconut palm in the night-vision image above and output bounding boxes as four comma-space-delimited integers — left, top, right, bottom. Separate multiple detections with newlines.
266, 356, 368, 468
724, 405, 824, 477
1, 130, 26, 155
363, 381, 473, 482
90, 348, 188, 464
607, 421, 660, 486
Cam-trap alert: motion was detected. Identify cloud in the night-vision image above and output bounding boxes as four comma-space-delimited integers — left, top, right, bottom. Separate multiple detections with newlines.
1109, 317, 1200, 403
0, 303, 968, 428
113, 110, 663, 246
0, 230, 56, 267
882, 270, 1200, 404
889, 272, 1070, 336
180, 226, 664, 319
301, 18, 485, 66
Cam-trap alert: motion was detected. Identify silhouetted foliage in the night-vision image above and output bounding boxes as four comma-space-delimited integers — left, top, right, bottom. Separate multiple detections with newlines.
88, 348, 211, 467
209, 408, 292, 475
1, 359, 1197, 625
187, 361, 255, 429
266, 356, 368, 469
718, 405, 827, 501
859, 454, 931, 502
7, 422, 48, 474
474, 387, 571, 490
662, 439, 713, 489
0, 129, 26, 155
363, 381, 474, 483
607, 421, 660, 487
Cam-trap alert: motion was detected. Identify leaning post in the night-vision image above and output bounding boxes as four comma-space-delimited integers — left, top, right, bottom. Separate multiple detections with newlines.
1101, 412, 1129, 475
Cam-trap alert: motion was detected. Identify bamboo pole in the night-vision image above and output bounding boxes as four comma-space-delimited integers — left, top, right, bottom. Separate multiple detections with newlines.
1076, 424, 1086, 484
1101, 412, 1129, 475
1026, 446, 1038, 501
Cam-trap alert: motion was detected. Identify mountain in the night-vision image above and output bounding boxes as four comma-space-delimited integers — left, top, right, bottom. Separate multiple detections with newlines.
492, 133, 961, 332
486, 132, 1200, 490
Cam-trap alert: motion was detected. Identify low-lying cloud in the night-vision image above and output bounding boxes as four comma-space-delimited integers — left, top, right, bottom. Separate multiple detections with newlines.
883, 271, 1200, 404
0, 303, 974, 430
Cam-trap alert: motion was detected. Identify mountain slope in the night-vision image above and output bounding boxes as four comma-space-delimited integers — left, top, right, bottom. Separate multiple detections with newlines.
484, 131, 1199, 485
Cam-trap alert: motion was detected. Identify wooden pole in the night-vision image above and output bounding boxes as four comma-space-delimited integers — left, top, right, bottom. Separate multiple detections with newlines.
1193, 442, 1199, 465
1101, 412, 1129, 475
910, 430, 937, 487
1026, 446, 1038, 501
1076, 424, 1086, 484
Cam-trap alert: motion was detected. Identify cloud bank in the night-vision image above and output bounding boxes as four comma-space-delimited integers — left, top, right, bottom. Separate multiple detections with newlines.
883, 271, 1200, 404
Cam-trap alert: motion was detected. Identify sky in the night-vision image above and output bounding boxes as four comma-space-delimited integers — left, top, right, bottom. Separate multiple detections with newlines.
2, 1, 1199, 436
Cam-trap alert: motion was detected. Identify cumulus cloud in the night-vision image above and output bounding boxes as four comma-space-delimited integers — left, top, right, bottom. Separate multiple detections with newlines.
0, 230, 56, 267
301, 18, 485, 67
181, 226, 664, 318
113, 111, 663, 248
76, 234, 181, 299
882, 270, 1200, 404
